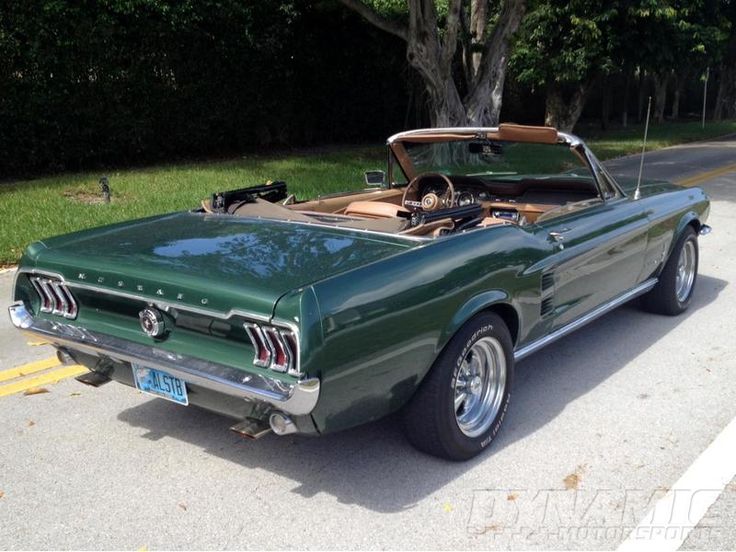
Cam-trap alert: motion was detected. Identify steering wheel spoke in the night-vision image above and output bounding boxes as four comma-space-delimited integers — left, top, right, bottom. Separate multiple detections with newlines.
401, 173, 455, 213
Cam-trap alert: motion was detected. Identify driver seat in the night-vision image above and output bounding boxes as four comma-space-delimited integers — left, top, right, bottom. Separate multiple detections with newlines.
343, 200, 410, 219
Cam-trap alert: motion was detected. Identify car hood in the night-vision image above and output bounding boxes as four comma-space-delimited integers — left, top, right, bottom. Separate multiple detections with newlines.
25, 212, 415, 318
614, 175, 681, 197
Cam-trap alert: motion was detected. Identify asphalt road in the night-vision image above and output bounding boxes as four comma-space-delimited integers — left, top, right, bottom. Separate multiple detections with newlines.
1, 138, 735, 550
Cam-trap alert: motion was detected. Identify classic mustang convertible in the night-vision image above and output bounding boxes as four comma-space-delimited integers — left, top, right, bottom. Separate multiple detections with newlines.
9, 124, 710, 460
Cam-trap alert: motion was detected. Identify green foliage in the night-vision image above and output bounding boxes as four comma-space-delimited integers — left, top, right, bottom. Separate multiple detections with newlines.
626, 0, 727, 70
512, 0, 729, 89
512, 0, 621, 87
0, 0, 408, 177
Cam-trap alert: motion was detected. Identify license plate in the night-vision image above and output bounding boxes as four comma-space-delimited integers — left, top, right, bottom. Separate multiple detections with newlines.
132, 365, 189, 406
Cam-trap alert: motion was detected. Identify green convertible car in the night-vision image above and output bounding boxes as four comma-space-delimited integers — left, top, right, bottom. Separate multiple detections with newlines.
9, 124, 711, 460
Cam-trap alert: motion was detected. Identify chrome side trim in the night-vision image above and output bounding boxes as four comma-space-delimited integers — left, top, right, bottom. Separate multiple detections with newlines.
7, 303, 320, 416
514, 278, 658, 361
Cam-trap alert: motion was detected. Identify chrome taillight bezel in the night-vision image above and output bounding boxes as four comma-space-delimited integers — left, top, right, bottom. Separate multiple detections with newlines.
29, 276, 78, 320
244, 322, 300, 377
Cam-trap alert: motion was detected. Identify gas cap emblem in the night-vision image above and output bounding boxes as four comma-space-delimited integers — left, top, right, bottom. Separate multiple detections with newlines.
139, 307, 166, 338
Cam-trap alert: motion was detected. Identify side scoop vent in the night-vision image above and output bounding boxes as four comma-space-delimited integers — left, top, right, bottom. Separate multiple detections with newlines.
540, 271, 555, 317
541, 272, 555, 292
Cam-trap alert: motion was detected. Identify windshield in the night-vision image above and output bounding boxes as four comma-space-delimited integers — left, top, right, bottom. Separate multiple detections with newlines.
403, 140, 590, 179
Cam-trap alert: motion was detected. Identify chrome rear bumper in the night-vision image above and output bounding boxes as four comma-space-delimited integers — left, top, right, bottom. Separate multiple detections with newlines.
8, 303, 320, 416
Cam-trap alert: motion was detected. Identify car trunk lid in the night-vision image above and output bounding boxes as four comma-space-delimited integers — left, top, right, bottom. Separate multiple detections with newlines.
28, 211, 416, 318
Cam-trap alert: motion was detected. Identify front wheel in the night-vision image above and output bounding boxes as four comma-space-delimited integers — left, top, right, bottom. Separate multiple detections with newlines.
402, 312, 514, 461
641, 227, 699, 315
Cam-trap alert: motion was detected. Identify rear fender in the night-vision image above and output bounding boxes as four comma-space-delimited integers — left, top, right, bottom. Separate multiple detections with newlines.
437, 290, 511, 354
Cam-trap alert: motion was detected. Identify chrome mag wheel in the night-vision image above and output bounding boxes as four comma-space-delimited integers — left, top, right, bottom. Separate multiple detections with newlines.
453, 336, 507, 438
675, 239, 696, 302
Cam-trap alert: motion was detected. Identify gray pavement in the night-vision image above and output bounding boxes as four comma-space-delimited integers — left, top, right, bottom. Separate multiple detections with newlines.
1, 139, 735, 550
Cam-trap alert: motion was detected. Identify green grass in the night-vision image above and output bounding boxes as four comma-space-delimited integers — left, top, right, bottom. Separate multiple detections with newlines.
1, 120, 734, 266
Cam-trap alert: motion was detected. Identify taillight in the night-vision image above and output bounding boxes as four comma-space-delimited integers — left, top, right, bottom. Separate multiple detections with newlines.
244, 322, 300, 376
29, 276, 78, 319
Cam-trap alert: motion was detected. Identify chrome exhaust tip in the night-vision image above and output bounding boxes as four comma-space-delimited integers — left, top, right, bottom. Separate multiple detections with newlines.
269, 412, 297, 436
230, 419, 272, 440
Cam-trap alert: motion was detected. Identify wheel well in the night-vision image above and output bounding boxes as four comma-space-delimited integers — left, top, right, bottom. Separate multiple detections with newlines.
687, 219, 701, 233
485, 303, 519, 347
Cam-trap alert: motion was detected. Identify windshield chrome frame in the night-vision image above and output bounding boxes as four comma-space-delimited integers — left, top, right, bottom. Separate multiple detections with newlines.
386, 127, 624, 201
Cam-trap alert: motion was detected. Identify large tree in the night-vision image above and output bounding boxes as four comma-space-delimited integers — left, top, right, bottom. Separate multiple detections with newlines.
511, 0, 620, 132
338, 0, 526, 126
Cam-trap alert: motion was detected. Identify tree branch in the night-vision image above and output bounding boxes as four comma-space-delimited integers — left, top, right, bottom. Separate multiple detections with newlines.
337, 0, 408, 41
472, 0, 525, 91
440, 0, 463, 73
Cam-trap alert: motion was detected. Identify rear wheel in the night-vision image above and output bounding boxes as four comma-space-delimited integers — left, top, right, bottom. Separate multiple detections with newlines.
403, 312, 513, 461
641, 227, 699, 315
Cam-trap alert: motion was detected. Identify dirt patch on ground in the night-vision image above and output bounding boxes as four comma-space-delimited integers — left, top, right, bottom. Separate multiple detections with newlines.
63, 188, 111, 204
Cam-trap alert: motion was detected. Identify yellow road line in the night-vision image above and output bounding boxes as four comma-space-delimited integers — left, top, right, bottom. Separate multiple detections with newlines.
0, 357, 61, 383
0, 364, 87, 397
676, 163, 736, 187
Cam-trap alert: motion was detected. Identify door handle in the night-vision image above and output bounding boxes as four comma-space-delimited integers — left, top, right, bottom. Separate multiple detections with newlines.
548, 231, 565, 242
548, 228, 571, 249
548, 228, 571, 242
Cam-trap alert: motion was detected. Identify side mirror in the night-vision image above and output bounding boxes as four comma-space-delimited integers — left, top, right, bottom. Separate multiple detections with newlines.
364, 170, 386, 187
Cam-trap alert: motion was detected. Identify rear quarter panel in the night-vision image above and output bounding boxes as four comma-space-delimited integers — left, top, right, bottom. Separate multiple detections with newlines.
294, 224, 550, 433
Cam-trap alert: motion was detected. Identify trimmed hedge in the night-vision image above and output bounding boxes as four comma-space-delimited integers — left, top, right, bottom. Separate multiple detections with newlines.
0, 1, 409, 177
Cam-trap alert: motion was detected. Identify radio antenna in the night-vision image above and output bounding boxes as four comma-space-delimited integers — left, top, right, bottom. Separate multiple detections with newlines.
635, 96, 652, 200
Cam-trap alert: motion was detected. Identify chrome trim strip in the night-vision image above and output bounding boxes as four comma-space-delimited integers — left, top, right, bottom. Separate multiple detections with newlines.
7, 303, 320, 416
30, 277, 52, 313
244, 323, 271, 367
386, 127, 581, 147
50, 280, 68, 316
18, 268, 273, 323
263, 327, 288, 373
199, 212, 430, 243
514, 278, 658, 361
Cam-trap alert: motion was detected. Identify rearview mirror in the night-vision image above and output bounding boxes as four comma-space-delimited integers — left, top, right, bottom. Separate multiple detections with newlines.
469, 141, 503, 155
364, 170, 385, 187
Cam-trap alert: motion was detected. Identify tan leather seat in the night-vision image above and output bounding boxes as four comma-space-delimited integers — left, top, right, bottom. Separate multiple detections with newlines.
478, 217, 508, 227
344, 201, 409, 219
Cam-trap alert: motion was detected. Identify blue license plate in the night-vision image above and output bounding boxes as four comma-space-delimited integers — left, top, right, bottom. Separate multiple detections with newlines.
132, 365, 189, 406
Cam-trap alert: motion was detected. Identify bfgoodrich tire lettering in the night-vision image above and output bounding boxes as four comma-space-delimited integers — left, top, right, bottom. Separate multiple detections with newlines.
641, 226, 699, 316
402, 312, 514, 461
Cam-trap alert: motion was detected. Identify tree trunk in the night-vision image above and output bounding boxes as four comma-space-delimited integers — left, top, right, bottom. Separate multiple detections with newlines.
637, 70, 646, 122
339, 0, 525, 128
544, 82, 590, 132
671, 88, 680, 120
713, 34, 736, 121
423, 77, 467, 126
652, 72, 669, 123
463, 0, 525, 125
670, 69, 689, 120
600, 78, 611, 130
714, 64, 736, 121
622, 71, 631, 127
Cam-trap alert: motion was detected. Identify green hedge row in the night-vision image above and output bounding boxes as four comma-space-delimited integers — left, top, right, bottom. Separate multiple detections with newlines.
0, 1, 409, 177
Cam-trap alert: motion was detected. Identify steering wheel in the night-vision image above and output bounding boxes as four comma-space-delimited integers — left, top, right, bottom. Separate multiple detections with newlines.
401, 172, 456, 212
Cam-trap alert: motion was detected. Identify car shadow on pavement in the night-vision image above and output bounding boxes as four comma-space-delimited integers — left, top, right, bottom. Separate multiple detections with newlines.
117, 274, 727, 513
